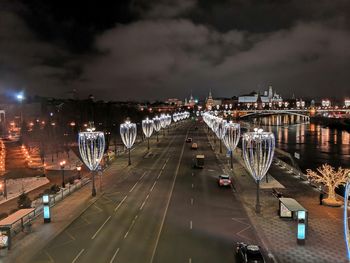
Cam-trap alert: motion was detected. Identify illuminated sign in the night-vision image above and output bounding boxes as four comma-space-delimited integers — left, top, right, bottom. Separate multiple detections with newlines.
280, 202, 292, 218
43, 206, 50, 219
297, 223, 306, 239
43, 195, 49, 203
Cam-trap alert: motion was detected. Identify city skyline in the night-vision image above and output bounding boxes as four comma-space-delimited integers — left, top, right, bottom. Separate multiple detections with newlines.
1, 1, 350, 100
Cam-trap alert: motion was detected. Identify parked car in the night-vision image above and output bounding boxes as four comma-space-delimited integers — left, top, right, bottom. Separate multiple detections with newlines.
235, 242, 265, 263
186, 137, 193, 143
191, 143, 198, 150
218, 175, 231, 187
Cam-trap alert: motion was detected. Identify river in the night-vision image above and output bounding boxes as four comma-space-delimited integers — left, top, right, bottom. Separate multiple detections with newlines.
248, 115, 350, 173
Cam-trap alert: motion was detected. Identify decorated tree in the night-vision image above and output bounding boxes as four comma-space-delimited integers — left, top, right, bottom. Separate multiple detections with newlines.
307, 164, 350, 205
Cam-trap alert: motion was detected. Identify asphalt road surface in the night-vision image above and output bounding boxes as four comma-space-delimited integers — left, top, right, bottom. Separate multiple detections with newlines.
31, 121, 260, 263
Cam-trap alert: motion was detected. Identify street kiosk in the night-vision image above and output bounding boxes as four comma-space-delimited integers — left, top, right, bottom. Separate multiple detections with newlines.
43, 194, 51, 223
278, 198, 308, 245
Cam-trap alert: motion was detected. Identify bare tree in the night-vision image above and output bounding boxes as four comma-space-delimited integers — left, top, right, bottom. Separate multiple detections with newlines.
307, 164, 350, 203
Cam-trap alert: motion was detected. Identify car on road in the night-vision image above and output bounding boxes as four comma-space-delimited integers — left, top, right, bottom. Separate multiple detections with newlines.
192, 154, 204, 168
191, 143, 198, 150
235, 242, 265, 263
186, 137, 193, 143
218, 175, 231, 187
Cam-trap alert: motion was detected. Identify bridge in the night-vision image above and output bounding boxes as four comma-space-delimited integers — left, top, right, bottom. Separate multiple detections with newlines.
236, 108, 350, 119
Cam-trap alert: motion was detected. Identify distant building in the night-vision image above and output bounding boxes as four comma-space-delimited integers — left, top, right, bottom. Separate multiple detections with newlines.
205, 90, 222, 110
238, 86, 283, 107
184, 92, 197, 108
345, 99, 350, 108
165, 98, 183, 107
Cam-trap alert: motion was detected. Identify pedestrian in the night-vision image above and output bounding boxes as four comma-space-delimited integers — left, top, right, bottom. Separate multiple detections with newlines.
319, 192, 324, 205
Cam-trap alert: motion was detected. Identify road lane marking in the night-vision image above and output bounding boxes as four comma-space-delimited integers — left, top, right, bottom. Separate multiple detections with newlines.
109, 248, 120, 263
192, 173, 194, 176
189, 258, 192, 263
44, 251, 54, 263
150, 127, 190, 263
139, 171, 147, 181
71, 249, 85, 263
191, 183, 194, 189
129, 181, 139, 192
115, 195, 127, 212
150, 181, 157, 192
157, 171, 163, 179
65, 230, 76, 240
190, 220, 192, 230
93, 204, 103, 212
190, 198, 194, 205
124, 219, 137, 239
91, 216, 111, 240
140, 200, 147, 210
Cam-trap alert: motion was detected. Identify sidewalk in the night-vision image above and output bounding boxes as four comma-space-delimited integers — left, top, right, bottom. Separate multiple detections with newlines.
205, 128, 346, 263
0, 124, 180, 263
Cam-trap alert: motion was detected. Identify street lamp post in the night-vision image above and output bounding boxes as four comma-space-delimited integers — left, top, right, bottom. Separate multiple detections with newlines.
153, 116, 161, 142
76, 166, 82, 179
215, 119, 227, 153
120, 120, 137, 166
223, 122, 240, 169
60, 160, 66, 188
78, 128, 105, 197
242, 128, 275, 214
142, 118, 154, 151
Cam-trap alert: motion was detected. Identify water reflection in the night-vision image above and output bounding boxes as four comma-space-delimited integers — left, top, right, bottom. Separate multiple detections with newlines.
249, 115, 350, 172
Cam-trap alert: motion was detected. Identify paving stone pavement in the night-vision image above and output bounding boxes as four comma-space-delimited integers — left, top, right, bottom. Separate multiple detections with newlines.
205, 128, 347, 263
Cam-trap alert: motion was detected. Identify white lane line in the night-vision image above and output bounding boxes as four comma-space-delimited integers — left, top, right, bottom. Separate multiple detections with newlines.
192, 173, 194, 176
124, 219, 136, 239
109, 248, 120, 263
191, 183, 194, 189
71, 248, 85, 263
91, 216, 111, 240
150, 128, 190, 263
190, 220, 193, 230
157, 171, 163, 179
150, 181, 157, 192
114, 195, 127, 212
140, 195, 150, 210
190, 198, 194, 205
139, 171, 147, 181
189, 258, 192, 263
129, 181, 139, 192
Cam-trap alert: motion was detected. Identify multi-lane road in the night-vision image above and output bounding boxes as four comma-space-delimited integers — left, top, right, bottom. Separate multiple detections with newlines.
31, 121, 260, 263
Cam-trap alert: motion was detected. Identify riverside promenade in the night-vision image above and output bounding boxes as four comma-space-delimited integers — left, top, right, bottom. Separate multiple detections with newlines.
205, 127, 346, 263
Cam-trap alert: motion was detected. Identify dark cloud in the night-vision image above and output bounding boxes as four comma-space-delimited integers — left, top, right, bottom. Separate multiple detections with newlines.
1, 0, 350, 100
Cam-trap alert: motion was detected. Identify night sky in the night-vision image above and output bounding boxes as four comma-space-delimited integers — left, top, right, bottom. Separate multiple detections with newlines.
1, 0, 350, 101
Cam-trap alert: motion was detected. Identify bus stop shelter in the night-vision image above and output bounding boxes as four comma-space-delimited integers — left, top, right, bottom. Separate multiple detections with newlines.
0, 208, 35, 249
278, 198, 307, 219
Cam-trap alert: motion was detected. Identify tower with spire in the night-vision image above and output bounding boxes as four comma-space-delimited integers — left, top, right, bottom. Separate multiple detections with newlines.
206, 89, 214, 110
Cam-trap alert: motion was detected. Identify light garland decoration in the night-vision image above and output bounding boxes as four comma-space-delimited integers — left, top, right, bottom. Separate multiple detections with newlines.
223, 122, 241, 169
78, 128, 105, 196
215, 118, 227, 153
142, 118, 154, 151
120, 120, 137, 165
153, 116, 161, 142
242, 128, 275, 213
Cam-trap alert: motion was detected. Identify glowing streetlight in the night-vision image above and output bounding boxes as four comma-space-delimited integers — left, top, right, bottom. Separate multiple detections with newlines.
215, 119, 226, 153
223, 122, 240, 169
153, 116, 161, 142
142, 118, 154, 151
242, 128, 275, 213
60, 160, 66, 188
120, 120, 137, 166
78, 129, 105, 196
